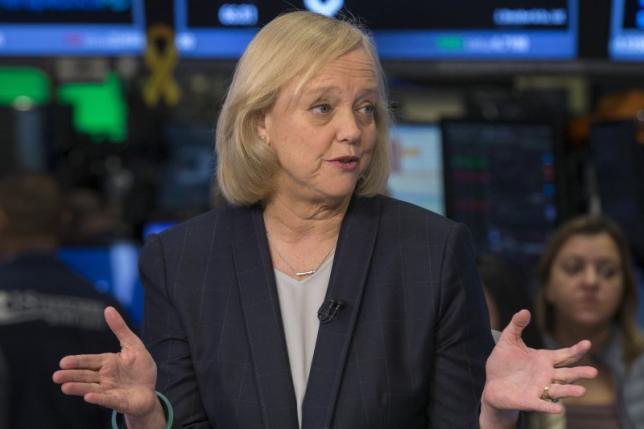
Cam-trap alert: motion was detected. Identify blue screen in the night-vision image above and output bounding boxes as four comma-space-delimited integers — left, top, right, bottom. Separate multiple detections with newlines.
59, 242, 143, 326
0, 0, 146, 56
175, 0, 578, 60
609, 0, 644, 60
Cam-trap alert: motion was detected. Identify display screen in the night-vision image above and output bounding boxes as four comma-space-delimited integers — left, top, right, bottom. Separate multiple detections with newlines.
589, 120, 644, 264
442, 120, 560, 257
58, 73, 127, 142
157, 124, 215, 214
0, 0, 146, 55
175, 0, 578, 59
59, 242, 143, 325
388, 124, 444, 214
609, 0, 644, 60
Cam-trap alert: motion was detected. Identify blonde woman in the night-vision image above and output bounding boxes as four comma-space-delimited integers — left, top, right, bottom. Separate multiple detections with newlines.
55, 12, 596, 429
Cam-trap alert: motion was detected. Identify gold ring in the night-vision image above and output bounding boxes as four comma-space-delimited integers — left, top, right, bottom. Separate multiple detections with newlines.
540, 385, 559, 403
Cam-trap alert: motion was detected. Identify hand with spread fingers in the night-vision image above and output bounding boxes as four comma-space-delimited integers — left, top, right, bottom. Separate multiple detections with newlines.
479, 309, 598, 429
52, 306, 165, 428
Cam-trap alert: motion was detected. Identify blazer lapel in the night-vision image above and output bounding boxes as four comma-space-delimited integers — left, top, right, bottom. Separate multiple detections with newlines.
302, 196, 382, 429
232, 205, 299, 429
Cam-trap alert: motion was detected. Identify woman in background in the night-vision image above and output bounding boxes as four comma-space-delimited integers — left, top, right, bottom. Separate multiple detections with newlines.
532, 215, 644, 429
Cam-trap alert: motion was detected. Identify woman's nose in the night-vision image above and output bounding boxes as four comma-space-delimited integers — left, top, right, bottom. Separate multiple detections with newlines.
581, 265, 599, 286
335, 109, 361, 144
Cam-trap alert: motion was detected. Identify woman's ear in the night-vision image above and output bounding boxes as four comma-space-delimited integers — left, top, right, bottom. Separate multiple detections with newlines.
256, 112, 269, 144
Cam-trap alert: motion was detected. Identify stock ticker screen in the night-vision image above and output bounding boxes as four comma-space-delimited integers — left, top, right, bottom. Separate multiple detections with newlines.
441, 120, 560, 259
590, 121, 644, 264
610, 0, 644, 60
175, 0, 578, 59
0, 0, 146, 55
388, 124, 444, 215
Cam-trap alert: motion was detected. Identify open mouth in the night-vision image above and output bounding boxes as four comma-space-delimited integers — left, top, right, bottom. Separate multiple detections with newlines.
332, 156, 359, 164
328, 156, 360, 172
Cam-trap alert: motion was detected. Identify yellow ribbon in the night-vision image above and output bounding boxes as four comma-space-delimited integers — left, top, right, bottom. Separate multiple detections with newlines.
143, 24, 181, 107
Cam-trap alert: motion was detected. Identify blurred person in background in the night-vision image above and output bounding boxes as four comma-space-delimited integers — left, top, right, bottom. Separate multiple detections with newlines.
0, 172, 130, 429
0, 347, 9, 428
531, 215, 644, 429
62, 187, 120, 245
478, 253, 544, 349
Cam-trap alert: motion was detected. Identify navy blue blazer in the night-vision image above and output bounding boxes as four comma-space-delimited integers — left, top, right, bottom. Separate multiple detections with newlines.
140, 195, 494, 429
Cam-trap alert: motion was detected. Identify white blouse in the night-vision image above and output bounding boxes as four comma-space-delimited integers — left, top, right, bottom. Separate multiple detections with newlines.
274, 254, 334, 428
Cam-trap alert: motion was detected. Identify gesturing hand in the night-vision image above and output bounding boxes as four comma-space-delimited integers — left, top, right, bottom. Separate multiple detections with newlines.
482, 309, 598, 415
52, 306, 158, 418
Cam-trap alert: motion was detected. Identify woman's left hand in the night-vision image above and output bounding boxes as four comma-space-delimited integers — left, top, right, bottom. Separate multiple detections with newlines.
480, 309, 598, 428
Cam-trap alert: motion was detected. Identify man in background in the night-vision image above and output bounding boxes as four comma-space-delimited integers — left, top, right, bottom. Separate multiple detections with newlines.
0, 172, 129, 429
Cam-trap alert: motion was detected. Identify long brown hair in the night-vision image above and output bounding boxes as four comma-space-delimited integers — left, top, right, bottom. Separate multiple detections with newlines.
535, 215, 643, 365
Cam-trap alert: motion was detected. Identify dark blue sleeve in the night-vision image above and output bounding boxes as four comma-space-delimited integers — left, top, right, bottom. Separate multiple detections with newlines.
426, 222, 495, 428
139, 234, 213, 429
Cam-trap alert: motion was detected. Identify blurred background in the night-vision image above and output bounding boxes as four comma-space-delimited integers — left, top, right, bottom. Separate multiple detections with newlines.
1, 0, 643, 328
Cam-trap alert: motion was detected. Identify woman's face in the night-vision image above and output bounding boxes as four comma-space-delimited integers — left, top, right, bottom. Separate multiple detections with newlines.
258, 48, 379, 205
545, 232, 624, 331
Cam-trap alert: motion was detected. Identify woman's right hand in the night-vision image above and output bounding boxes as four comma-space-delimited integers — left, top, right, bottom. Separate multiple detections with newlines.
52, 306, 161, 423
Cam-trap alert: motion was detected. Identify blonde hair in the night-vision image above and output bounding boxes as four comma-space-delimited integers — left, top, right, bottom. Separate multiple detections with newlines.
216, 11, 391, 206
535, 215, 644, 366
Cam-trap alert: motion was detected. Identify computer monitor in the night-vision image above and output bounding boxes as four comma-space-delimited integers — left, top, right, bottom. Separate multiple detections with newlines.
157, 123, 215, 214
589, 120, 644, 264
388, 123, 444, 214
58, 242, 143, 325
175, 0, 578, 60
0, 0, 146, 56
441, 119, 561, 258
609, 0, 644, 60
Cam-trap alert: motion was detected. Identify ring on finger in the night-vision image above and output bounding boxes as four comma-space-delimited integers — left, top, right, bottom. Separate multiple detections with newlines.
540, 385, 559, 403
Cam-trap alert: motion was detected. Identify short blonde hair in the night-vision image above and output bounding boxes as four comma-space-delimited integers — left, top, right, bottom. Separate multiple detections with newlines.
216, 11, 391, 206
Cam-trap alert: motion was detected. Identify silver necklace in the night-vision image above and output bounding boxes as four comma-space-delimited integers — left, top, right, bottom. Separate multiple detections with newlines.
271, 242, 336, 277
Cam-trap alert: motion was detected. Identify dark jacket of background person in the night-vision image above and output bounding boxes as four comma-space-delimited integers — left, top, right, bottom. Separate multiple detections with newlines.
0, 252, 126, 429
0, 347, 9, 428
140, 195, 495, 429
0, 172, 128, 429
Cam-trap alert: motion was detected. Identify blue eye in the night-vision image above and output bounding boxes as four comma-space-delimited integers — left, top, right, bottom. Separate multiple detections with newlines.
312, 104, 331, 114
360, 104, 376, 115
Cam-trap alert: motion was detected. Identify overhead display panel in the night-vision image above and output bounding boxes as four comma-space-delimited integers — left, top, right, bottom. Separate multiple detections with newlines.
0, 0, 146, 56
609, 0, 644, 60
175, 0, 578, 60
